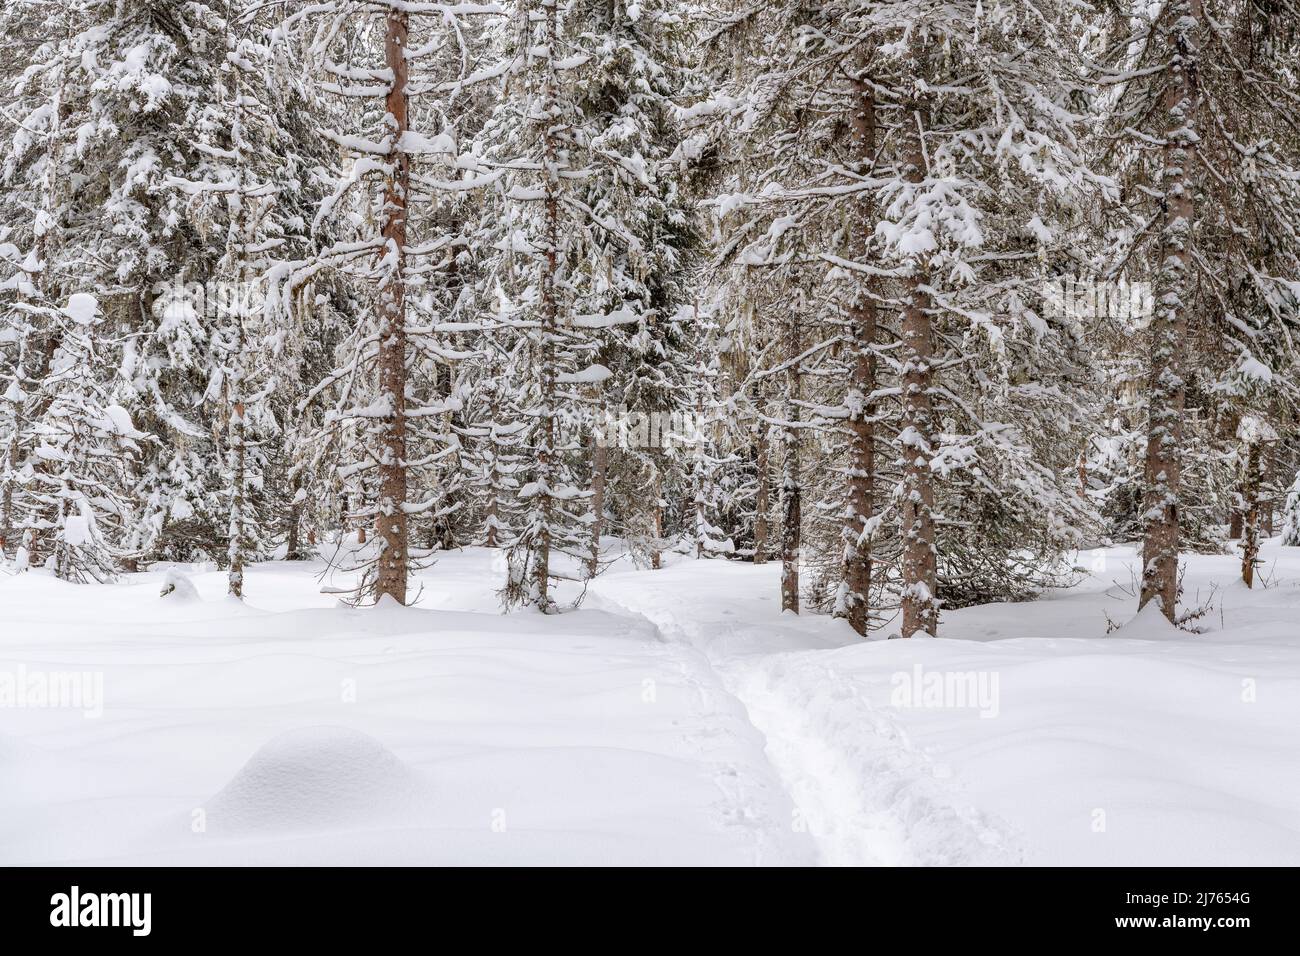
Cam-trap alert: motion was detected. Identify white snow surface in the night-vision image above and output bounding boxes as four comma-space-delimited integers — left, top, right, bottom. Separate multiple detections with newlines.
2, 540, 1299, 865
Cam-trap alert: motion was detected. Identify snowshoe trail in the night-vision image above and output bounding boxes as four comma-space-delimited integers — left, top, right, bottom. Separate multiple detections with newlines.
590, 584, 1021, 866
725, 655, 1021, 865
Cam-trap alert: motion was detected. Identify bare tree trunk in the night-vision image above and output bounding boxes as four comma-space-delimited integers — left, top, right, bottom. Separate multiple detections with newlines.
753, 385, 769, 564
1, 365, 25, 557
53, 497, 69, 580
898, 103, 938, 638
286, 509, 301, 559
839, 72, 878, 637
432, 415, 458, 551
650, 466, 663, 570
1139, 0, 1200, 621
484, 490, 499, 549
531, 0, 562, 609
287, 474, 304, 560
587, 390, 607, 577
374, 7, 411, 605
228, 399, 246, 597
227, 65, 249, 599
23, 527, 39, 570
780, 302, 802, 613
693, 383, 706, 559
0, 324, 28, 559
483, 355, 501, 549
1240, 437, 1262, 587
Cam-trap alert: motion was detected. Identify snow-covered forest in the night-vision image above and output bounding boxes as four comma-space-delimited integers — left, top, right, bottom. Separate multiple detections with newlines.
2, 0, 1300, 868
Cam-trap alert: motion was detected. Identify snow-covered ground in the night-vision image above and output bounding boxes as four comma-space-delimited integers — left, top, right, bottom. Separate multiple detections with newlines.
2, 540, 1298, 865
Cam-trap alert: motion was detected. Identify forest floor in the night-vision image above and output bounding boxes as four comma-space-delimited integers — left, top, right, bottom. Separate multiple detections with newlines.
2, 539, 1299, 865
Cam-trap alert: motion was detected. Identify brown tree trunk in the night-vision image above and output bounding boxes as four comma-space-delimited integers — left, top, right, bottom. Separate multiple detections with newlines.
531, 0, 562, 609
587, 391, 607, 577
227, 66, 250, 600
1240, 438, 1262, 588
694, 384, 706, 560
1139, 0, 1200, 621
650, 466, 663, 570
374, 7, 411, 605
484, 494, 499, 549
0, 394, 22, 557
23, 527, 39, 569
287, 477, 303, 560
228, 400, 246, 598
899, 105, 938, 638
483, 358, 501, 549
839, 73, 878, 637
753, 386, 769, 564
780, 304, 802, 613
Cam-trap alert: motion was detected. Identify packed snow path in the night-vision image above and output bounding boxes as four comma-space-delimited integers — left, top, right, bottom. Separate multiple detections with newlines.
4, 542, 1300, 865
593, 548, 1300, 865
589, 564, 1018, 865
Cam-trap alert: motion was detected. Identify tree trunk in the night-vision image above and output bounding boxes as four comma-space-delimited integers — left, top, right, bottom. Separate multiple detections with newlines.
1138, 0, 1199, 621
780, 302, 802, 613
227, 66, 249, 600
3, 275, 60, 564
650, 466, 663, 570
753, 412, 769, 565
587, 391, 607, 577
484, 489, 499, 549
839, 73, 878, 637
483, 361, 501, 549
228, 399, 246, 598
374, 7, 411, 605
531, 0, 562, 609
898, 104, 938, 638
693, 382, 707, 559
1240, 438, 1262, 587
287, 476, 303, 560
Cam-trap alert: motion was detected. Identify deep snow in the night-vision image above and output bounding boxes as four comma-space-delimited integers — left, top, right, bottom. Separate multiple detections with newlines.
2, 539, 1298, 865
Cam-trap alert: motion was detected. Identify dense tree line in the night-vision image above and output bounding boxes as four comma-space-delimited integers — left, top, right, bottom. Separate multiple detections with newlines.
2, 0, 1299, 636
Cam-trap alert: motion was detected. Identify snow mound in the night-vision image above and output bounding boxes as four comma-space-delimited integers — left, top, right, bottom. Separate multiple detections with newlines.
204, 727, 429, 833
159, 569, 200, 600
1110, 601, 1184, 640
